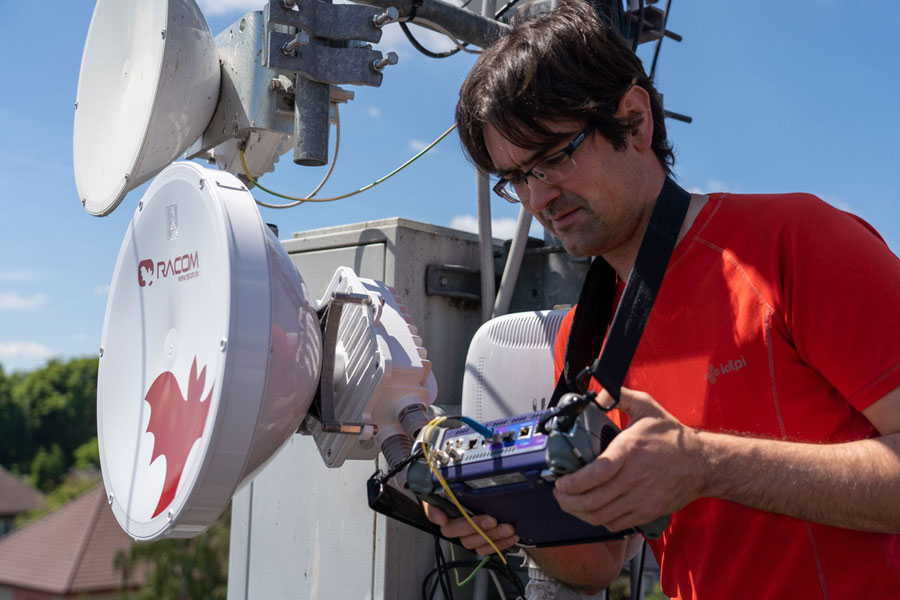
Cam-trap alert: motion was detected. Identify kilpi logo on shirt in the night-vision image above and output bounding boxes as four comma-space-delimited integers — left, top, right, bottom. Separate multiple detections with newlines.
705, 356, 747, 384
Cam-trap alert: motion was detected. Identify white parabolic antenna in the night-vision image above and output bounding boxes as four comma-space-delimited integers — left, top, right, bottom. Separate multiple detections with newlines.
74, 0, 220, 216
97, 162, 322, 539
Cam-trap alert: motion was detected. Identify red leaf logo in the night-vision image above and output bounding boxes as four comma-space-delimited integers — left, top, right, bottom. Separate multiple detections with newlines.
144, 357, 213, 518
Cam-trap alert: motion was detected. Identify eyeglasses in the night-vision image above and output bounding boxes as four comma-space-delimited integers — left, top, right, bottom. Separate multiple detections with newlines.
492, 124, 595, 204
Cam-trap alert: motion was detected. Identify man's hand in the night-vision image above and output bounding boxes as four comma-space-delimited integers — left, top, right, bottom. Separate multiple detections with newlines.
553, 386, 707, 532
422, 503, 520, 556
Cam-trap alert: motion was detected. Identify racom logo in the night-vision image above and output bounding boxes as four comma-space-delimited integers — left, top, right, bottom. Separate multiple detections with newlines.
144, 357, 214, 518
138, 260, 155, 287
138, 252, 199, 287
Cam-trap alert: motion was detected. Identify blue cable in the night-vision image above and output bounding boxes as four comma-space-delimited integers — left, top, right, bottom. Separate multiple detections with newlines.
459, 416, 494, 439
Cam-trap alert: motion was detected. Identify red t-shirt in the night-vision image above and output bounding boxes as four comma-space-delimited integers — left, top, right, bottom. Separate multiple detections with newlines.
553, 193, 900, 599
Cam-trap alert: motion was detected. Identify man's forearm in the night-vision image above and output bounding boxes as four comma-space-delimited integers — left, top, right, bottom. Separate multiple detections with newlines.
698, 430, 900, 532
524, 539, 629, 595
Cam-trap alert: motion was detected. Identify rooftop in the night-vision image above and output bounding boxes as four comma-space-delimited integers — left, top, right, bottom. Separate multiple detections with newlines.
0, 466, 43, 517
0, 484, 145, 595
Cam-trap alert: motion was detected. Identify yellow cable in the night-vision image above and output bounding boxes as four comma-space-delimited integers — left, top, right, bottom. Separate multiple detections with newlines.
421, 418, 508, 565
239, 122, 458, 205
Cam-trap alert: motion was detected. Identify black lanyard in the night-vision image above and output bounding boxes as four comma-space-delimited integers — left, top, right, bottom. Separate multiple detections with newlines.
549, 177, 692, 407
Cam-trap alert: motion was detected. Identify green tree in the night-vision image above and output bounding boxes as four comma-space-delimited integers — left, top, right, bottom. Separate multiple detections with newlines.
30, 443, 66, 493
0, 365, 32, 469
117, 509, 231, 600
7, 357, 99, 477
73, 436, 100, 470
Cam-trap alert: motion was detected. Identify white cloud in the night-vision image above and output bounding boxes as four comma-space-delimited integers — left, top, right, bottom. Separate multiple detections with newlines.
0, 342, 54, 361
820, 195, 852, 212
449, 214, 544, 240
0, 292, 47, 310
94, 285, 110, 297
408, 139, 430, 152
687, 179, 735, 194
0, 270, 43, 282
367, 106, 382, 118
196, 0, 264, 16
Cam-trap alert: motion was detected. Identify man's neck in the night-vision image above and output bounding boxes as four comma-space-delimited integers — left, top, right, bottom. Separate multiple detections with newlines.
603, 192, 709, 282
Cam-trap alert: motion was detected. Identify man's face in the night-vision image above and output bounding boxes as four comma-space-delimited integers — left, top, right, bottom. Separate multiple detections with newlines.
483, 121, 649, 258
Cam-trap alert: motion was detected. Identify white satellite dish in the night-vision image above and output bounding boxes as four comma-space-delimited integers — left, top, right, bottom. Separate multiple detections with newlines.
97, 162, 322, 539
74, 0, 221, 216
97, 162, 437, 540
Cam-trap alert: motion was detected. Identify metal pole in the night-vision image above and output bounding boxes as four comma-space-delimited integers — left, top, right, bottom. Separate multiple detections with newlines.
293, 76, 330, 166
476, 178, 495, 323
492, 206, 532, 318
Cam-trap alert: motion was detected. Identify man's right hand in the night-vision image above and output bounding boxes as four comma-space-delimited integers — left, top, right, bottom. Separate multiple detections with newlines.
422, 502, 520, 556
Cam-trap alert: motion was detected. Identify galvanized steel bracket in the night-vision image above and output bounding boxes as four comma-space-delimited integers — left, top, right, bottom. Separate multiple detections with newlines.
268, 31, 385, 86
267, 0, 385, 44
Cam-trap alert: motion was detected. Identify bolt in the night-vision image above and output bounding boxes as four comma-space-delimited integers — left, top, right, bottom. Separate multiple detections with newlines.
220, 338, 227, 351
372, 7, 399, 28
199, 178, 205, 189
281, 31, 310, 56
81, 197, 86, 207
161, 29, 167, 39
99, 346, 104, 357
138, 200, 143, 211
372, 52, 399, 72
108, 493, 114, 505
167, 510, 174, 522
74, 101, 78, 109
124, 171, 131, 181
439, 276, 448, 286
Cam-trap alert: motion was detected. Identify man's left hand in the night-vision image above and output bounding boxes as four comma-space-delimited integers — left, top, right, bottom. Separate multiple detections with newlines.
552, 386, 707, 532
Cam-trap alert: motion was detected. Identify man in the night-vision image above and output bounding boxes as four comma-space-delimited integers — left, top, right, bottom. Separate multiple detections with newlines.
424, 1, 900, 598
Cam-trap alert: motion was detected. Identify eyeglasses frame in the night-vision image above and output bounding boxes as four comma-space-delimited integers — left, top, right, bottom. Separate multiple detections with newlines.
492, 123, 596, 204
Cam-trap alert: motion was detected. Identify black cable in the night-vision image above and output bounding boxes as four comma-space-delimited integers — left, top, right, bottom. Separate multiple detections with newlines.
400, 21, 463, 59
494, 0, 523, 21
373, 447, 424, 485
501, 556, 527, 598
631, 0, 645, 52
423, 559, 526, 600
433, 535, 455, 600
649, 0, 673, 80
633, 541, 647, 600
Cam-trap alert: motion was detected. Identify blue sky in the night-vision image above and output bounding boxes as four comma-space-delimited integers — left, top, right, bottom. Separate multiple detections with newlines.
1, 0, 898, 372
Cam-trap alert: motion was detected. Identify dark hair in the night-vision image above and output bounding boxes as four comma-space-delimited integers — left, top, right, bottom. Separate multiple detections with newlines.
456, 0, 674, 175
